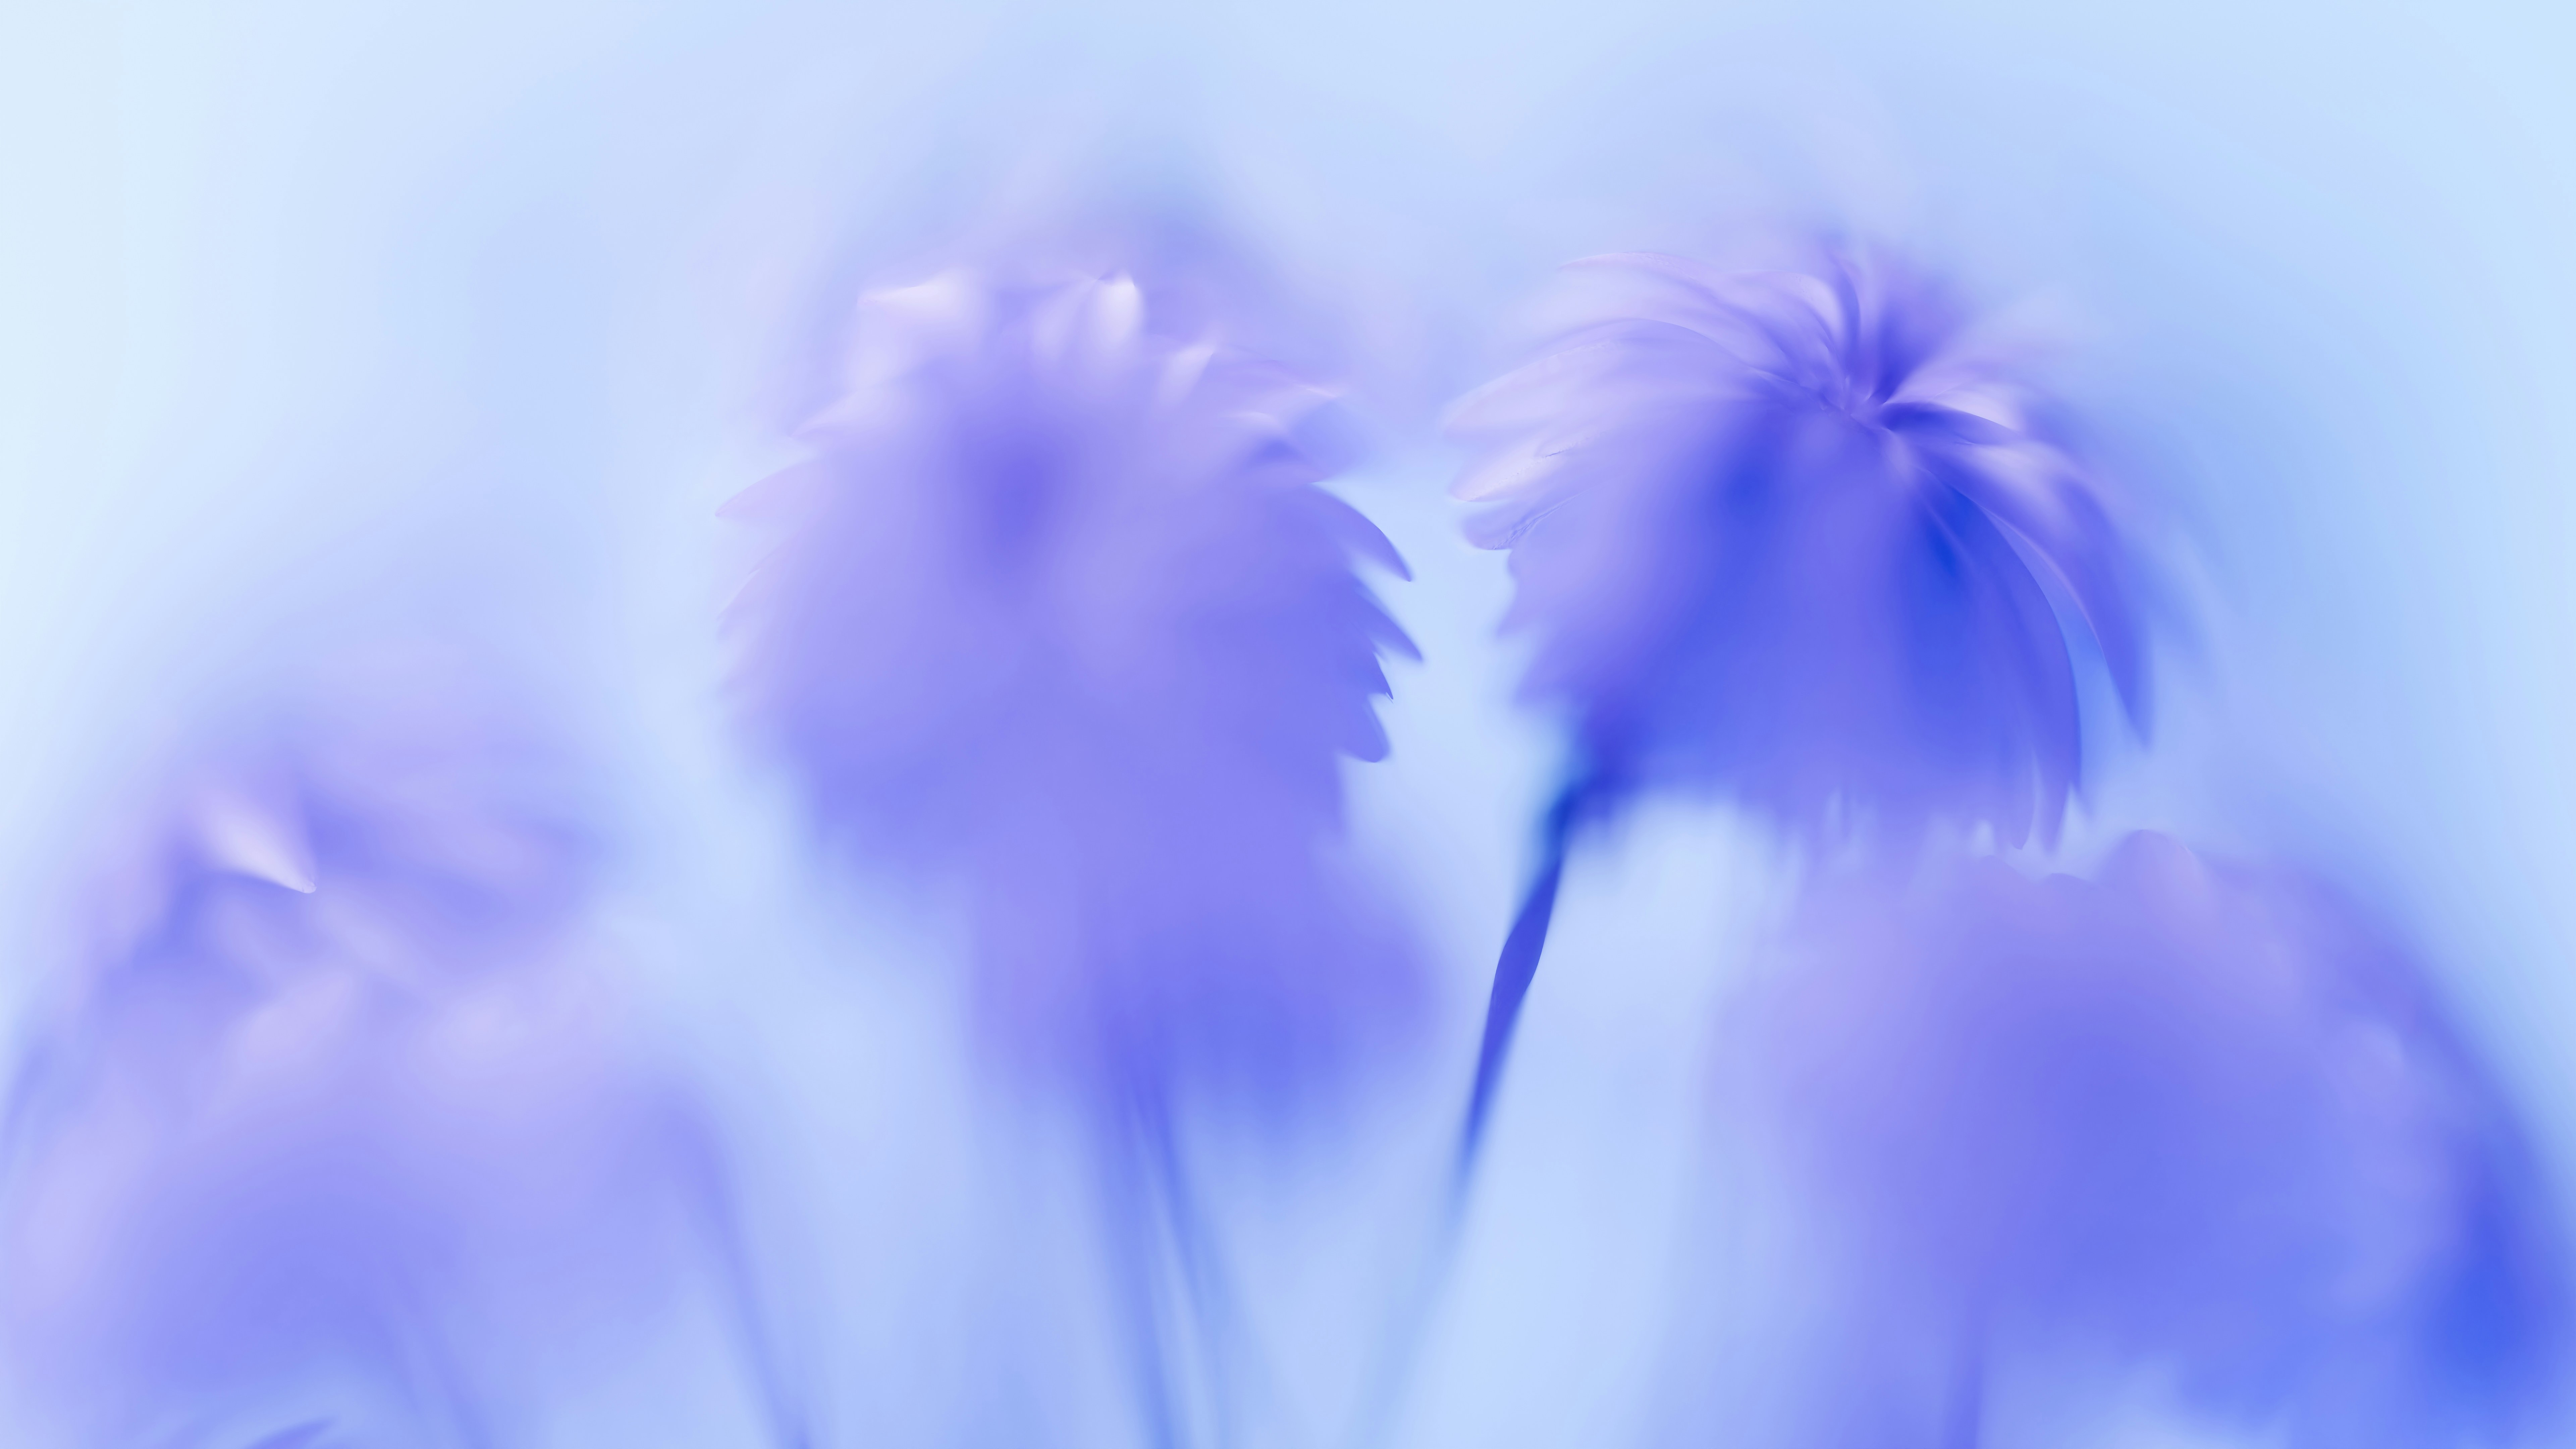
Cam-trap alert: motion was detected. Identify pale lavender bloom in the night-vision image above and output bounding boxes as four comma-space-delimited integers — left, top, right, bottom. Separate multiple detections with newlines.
1448, 247, 2146, 1158
0, 661, 799, 1448
726, 267, 1417, 1105
724, 266, 1416, 1448
1726, 833, 2563, 1448
1450, 247, 2140, 845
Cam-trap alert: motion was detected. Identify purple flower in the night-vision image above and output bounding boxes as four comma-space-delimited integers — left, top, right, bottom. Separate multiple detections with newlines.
1447, 246, 2147, 1161
725, 267, 1417, 1104
1727, 833, 2564, 1447
724, 265, 1418, 1448
0, 661, 800, 1447
1450, 247, 2141, 846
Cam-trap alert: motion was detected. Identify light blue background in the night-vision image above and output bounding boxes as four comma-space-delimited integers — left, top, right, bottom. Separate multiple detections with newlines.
2, 2, 2570, 1444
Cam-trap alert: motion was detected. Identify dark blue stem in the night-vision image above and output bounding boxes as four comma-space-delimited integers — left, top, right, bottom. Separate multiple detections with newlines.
1343, 775, 1603, 1449
1456, 777, 1592, 1176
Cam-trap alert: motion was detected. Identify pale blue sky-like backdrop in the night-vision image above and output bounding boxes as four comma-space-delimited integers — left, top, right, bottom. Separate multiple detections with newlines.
2, 3, 2571, 1445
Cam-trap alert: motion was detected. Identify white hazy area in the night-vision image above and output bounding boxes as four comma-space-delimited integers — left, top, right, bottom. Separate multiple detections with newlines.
1, 1, 2571, 1445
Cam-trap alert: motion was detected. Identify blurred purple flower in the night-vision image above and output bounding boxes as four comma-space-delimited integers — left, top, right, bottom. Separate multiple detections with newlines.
726, 267, 1417, 1104
1452, 246, 2140, 843
0, 659, 800, 1448
726, 265, 1417, 1448
1727, 832, 2563, 1447
1449, 245, 2146, 1159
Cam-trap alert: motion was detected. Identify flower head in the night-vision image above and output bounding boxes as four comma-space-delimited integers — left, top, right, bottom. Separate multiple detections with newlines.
726, 268, 1416, 1101
1450, 248, 2142, 846
0, 661, 758, 1446
1732, 833, 2564, 1445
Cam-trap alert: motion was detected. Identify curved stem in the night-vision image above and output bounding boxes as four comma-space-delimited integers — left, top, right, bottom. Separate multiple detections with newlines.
1101, 1088, 1186, 1449
1455, 777, 1592, 1177
1101, 1079, 1257, 1449
1340, 775, 1597, 1449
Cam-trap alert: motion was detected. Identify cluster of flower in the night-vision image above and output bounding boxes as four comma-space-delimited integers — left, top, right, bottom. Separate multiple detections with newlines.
1448, 249, 2561, 1447
1, 246, 2558, 1449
